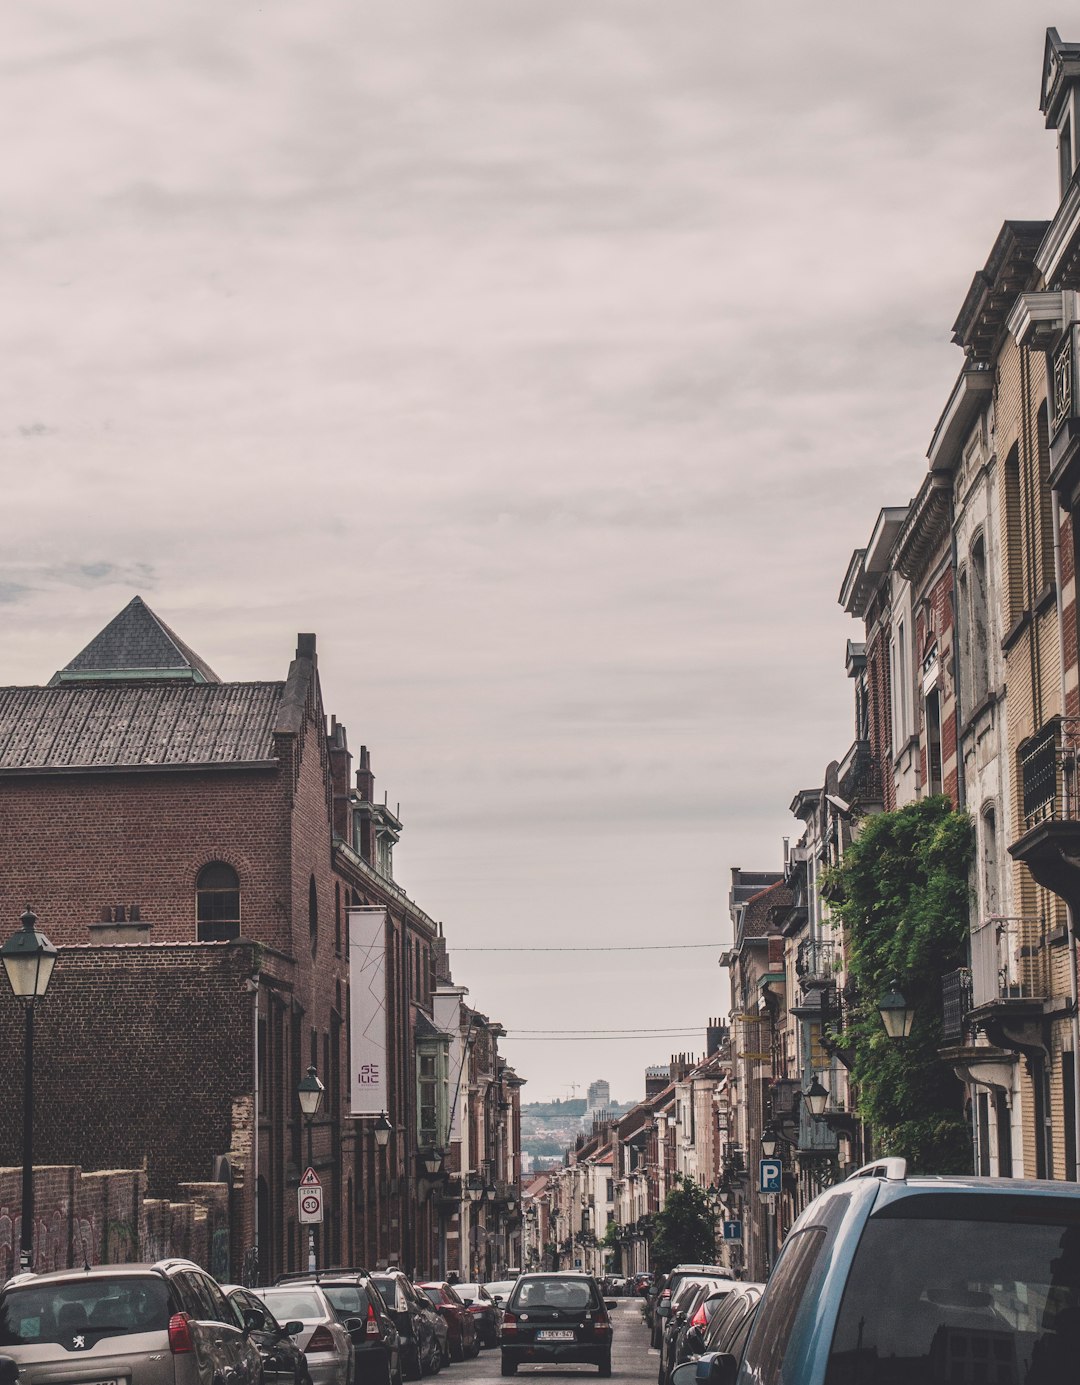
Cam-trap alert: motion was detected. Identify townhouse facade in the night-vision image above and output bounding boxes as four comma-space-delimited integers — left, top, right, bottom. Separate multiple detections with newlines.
0, 597, 522, 1282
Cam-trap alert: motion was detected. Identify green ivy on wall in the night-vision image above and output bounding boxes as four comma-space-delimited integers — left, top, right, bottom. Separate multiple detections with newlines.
822, 796, 974, 1173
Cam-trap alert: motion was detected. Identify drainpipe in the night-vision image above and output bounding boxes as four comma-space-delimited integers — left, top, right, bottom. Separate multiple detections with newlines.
250, 972, 261, 1283
1051, 484, 1080, 1174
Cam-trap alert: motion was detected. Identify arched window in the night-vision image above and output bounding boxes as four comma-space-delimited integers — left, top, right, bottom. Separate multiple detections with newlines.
981, 804, 1001, 918
196, 862, 240, 942
970, 533, 990, 709
1003, 442, 1024, 626
309, 875, 319, 957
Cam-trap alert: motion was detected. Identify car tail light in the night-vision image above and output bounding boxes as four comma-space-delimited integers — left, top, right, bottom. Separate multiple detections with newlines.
593, 1311, 612, 1337
366, 1303, 381, 1339
501, 1311, 517, 1336
307, 1325, 337, 1352
661, 1289, 671, 1301
168, 1313, 194, 1354
690, 1304, 709, 1328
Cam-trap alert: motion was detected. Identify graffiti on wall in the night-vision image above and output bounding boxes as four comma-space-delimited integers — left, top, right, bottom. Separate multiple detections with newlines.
0, 1207, 98, 1281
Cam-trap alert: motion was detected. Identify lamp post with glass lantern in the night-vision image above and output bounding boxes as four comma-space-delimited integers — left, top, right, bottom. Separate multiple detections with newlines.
1, 908, 58, 1271
297, 1066, 324, 1272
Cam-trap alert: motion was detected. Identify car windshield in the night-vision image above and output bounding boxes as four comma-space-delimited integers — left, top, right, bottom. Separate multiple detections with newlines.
422, 1288, 441, 1305
0, 1276, 172, 1346
255, 1289, 325, 1321
825, 1204, 1080, 1384
370, 1278, 400, 1308
457, 1285, 484, 1299
318, 1286, 368, 1319
511, 1278, 597, 1312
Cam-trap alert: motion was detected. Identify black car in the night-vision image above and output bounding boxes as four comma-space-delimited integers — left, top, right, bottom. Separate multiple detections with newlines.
368, 1272, 442, 1379
224, 1286, 311, 1385
499, 1272, 616, 1377
665, 1283, 741, 1383
272, 1271, 401, 1385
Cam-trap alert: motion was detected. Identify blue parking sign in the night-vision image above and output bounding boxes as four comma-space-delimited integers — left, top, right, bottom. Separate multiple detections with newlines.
722, 1220, 743, 1242
758, 1158, 782, 1193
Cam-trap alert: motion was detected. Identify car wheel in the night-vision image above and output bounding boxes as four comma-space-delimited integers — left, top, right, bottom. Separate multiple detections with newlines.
500, 1357, 517, 1378
403, 1344, 422, 1382
599, 1355, 612, 1378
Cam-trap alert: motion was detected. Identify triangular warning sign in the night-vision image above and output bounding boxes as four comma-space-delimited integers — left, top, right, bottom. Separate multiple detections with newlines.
300, 1166, 321, 1186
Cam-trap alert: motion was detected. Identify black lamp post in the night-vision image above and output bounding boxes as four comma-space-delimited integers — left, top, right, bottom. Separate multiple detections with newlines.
1, 908, 57, 1271
760, 1127, 779, 1159
297, 1066, 324, 1271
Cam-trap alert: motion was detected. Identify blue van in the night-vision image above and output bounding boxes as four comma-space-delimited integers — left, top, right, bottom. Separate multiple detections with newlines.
697, 1157, 1080, 1384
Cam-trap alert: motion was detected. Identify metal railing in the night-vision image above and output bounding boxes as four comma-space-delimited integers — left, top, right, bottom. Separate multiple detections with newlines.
970, 917, 1049, 1009
1053, 331, 1074, 436
1019, 717, 1080, 829
795, 938, 838, 983
840, 739, 885, 807
941, 967, 972, 1043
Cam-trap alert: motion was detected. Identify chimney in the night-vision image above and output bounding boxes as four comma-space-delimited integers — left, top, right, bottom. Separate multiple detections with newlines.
356, 745, 375, 803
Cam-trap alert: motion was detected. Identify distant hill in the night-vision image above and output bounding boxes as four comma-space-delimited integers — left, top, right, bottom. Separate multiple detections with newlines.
522, 1098, 587, 1118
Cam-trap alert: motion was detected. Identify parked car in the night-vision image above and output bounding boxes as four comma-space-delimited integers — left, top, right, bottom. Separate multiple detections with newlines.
499, 1272, 616, 1377
659, 1278, 731, 1385
664, 1281, 742, 1383
451, 1283, 499, 1347
652, 1266, 727, 1349
675, 1283, 764, 1371
224, 1285, 311, 1385
369, 1272, 442, 1378
270, 1273, 401, 1385
0, 1260, 263, 1385
252, 1284, 356, 1385
482, 1280, 518, 1310
707, 1160, 1080, 1384
417, 1284, 478, 1362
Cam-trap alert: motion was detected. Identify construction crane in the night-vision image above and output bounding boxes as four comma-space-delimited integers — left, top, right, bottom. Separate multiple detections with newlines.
564, 1082, 580, 1099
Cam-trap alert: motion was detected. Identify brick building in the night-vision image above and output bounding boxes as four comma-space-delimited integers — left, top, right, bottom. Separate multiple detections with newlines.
0, 597, 521, 1281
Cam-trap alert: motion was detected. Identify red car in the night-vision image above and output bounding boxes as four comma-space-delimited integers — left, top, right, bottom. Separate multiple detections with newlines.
418, 1283, 479, 1362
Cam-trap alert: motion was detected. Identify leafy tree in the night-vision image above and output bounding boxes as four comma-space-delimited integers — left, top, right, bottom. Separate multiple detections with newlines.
649, 1177, 717, 1272
823, 796, 973, 1173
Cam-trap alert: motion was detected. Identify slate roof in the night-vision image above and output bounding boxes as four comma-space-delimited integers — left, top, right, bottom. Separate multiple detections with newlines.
739, 880, 794, 939
52, 596, 221, 685
0, 682, 284, 771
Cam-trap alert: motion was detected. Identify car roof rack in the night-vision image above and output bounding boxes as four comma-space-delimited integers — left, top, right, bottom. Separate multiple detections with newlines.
847, 1157, 907, 1181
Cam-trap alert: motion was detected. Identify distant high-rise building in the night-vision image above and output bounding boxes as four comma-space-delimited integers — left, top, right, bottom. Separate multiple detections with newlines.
586, 1079, 611, 1112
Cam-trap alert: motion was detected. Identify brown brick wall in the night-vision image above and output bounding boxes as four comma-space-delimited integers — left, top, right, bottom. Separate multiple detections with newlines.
0, 1163, 229, 1281
0, 945, 255, 1200
0, 768, 293, 952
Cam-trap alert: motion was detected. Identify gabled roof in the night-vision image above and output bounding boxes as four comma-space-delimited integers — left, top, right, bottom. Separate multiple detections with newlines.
51, 596, 221, 685
1041, 28, 1080, 126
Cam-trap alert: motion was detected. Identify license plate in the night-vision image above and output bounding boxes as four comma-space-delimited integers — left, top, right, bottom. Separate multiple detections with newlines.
536, 1330, 575, 1341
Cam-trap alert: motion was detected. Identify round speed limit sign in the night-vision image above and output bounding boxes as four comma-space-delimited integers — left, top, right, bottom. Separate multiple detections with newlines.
298, 1185, 324, 1224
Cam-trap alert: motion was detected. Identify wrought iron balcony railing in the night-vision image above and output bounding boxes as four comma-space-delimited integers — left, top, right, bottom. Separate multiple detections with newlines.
839, 739, 884, 808
970, 917, 1049, 1009
941, 967, 973, 1044
795, 938, 838, 984
1019, 717, 1080, 829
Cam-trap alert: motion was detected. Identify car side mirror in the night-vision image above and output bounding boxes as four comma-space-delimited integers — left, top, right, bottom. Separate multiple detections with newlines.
705, 1355, 738, 1385
345, 1317, 365, 1341
670, 1364, 700, 1385
605, 1301, 617, 1311
460, 1298, 474, 1306
657, 1302, 670, 1318
0, 1357, 18, 1385
283, 1321, 304, 1338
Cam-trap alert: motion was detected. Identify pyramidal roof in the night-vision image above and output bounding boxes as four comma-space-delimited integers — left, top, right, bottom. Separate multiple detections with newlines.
50, 596, 221, 686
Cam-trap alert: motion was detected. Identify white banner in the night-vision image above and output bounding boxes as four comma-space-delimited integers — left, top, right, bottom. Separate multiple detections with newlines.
349, 906, 388, 1115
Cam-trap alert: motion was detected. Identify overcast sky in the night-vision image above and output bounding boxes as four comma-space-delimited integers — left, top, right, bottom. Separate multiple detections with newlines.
1, 3, 1063, 1105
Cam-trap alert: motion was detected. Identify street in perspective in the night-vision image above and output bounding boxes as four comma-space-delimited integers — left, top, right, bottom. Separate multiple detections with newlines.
4, 10, 1080, 1385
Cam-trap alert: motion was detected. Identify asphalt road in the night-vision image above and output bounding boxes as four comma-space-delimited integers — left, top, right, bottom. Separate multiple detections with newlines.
446, 1299, 654, 1384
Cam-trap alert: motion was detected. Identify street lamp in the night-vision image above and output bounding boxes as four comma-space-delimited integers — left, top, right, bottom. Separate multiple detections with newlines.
374, 1112, 392, 1148
297, 1066, 324, 1271
760, 1127, 779, 1159
878, 980, 916, 1040
804, 1074, 829, 1118
421, 1148, 444, 1179
1, 908, 58, 1270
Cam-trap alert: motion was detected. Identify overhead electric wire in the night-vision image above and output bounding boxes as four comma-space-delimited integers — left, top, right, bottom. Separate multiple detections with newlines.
452, 942, 719, 952
508, 1026, 705, 1034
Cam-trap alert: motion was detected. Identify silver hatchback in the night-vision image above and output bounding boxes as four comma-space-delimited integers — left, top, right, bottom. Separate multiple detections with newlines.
0, 1260, 263, 1385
